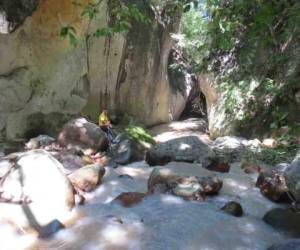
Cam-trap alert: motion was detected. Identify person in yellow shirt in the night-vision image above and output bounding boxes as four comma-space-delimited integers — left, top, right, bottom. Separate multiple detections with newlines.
99, 109, 116, 144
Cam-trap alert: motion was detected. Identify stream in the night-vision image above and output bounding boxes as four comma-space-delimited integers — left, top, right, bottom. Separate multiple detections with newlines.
0, 119, 294, 250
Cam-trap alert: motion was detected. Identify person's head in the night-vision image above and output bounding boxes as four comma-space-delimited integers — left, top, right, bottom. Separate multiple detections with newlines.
102, 109, 108, 115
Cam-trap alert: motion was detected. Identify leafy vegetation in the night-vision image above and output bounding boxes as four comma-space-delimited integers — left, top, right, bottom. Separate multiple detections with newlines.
124, 125, 156, 146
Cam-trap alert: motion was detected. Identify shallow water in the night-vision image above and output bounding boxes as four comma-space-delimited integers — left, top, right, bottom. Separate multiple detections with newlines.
1, 161, 290, 250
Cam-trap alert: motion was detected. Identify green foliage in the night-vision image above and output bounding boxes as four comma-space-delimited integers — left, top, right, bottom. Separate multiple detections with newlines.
124, 125, 156, 146
60, 0, 151, 45
60, 25, 78, 47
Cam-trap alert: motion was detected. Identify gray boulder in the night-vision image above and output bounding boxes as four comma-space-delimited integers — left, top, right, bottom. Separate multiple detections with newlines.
212, 136, 248, 162
284, 150, 300, 201
146, 136, 215, 167
58, 118, 109, 151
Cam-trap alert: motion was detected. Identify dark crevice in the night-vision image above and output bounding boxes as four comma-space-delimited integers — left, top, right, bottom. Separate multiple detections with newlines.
0, 0, 39, 33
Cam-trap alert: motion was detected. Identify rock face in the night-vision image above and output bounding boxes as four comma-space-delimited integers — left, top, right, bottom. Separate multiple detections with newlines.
58, 118, 108, 151
0, 150, 74, 230
284, 150, 300, 202
0, 0, 188, 140
146, 136, 215, 167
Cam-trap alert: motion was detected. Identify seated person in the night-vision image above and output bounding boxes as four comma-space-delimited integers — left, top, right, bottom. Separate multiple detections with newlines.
99, 109, 116, 144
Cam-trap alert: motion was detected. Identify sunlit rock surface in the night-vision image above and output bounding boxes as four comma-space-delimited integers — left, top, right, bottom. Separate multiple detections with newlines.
0, 150, 74, 231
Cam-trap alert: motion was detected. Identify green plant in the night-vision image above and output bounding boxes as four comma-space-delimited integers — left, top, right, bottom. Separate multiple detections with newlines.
60, 0, 151, 46
124, 125, 155, 146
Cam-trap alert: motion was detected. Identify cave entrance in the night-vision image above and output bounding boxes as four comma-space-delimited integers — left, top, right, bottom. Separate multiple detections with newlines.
179, 86, 207, 121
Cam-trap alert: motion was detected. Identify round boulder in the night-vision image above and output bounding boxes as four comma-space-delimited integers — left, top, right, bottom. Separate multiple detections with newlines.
263, 208, 300, 237
221, 201, 243, 217
58, 118, 109, 151
68, 163, 106, 192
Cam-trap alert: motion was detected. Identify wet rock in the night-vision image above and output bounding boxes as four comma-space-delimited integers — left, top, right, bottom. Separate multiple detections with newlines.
263, 208, 300, 237
197, 176, 223, 195
284, 150, 300, 201
38, 219, 65, 238
172, 179, 206, 201
0, 150, 74, 230
268, 240, 300, 250
206, 160, 230, 173
25, 135, 55, 149
147, 166, 222, 201
112, 192, 146, 208
256, 170, 289, 202
113, 139, 132, 165
58, 118, 109, 152
146, 136, 215, 167
68, 163, 105, 192
241, 162, 261, 174
212, 136, 248, 162
221, 201, 243, 217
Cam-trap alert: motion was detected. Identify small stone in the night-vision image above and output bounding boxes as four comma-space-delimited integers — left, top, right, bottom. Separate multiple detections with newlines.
262, 138, 277, 149
242, 162, 261, 174
38, 219, 65, 238
112, 192, 146, 208
221, 201, 243, 217
206, 160, 230, 173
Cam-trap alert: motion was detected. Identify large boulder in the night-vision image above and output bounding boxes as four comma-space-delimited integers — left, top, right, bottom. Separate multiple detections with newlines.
0, 150, 74, 233
147, 163, 222, 201
146, 136, 215, 167
212, 136, 249, 162
284, 150, 300, 201
58, 118, 108, 151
